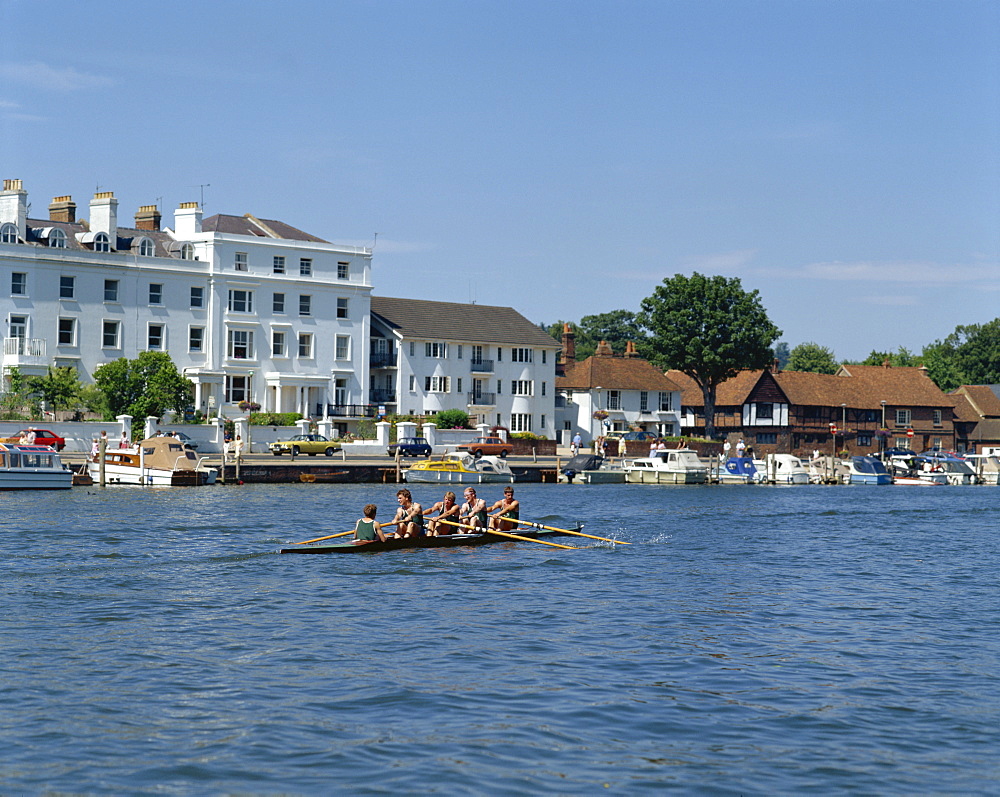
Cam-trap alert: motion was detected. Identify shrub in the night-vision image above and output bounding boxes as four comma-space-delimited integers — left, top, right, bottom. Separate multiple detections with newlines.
433, 409, 471, 429
250, 412, 301, 426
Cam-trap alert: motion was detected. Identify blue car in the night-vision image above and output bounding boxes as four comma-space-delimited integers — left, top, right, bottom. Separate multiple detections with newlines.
388, 437, 433, 458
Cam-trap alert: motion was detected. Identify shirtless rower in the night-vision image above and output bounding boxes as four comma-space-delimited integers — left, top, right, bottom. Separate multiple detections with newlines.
390, 488, 424, 538
488, 485, 520, 531
459, 487, 488, 532
425, 490, 461, 536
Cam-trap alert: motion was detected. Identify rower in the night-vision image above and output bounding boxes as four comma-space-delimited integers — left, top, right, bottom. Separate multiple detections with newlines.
488, 485, 520, 531
459, 487, 488, 532
391, 488, 424, 538
353, 503, 388, 544
425, 490, 461, 536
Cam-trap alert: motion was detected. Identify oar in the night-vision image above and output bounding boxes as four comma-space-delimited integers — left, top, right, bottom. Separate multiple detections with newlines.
514, 519, 630, 545
436, 518, 578, 550
293, 530, 355, 545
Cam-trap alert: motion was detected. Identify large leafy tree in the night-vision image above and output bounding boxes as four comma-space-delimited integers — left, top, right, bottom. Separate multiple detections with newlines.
858, 347, 920, 367
93, 352, 193, 420
921, 319, 1000, 391
639, 272, 781, 439
546, 310, 648, 360
786, 342, 839, 374
29, 366, 84, 411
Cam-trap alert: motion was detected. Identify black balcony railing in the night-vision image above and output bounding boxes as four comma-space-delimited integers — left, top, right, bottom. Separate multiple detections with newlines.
467, 392, 496, 406
470, 359, 494, 372
368, 389, 396, 404
319, 403, 379, 418
370, 352, 397, 368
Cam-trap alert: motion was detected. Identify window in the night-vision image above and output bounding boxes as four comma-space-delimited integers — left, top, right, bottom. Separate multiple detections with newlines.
0, 223, 17, 243
190, 286, 204, 308
104, 279, 119, 302
607, 390, 621, 409
273, 292, 285, 313
424, 376, 451, 393
149, 283, 163, 305
511, 348, 533, 363
541, 381, 546, 396
425, 342, 447, 358
272, 331, 286, 357
542, 350, 547, 364
180, 243, 195, 260
189, 327, 204, 353
337, 261, 349, 279
93, 232, 111, 252
658, 392, 673, 412
857, 434, 873, 447
299, 258, 312, 276
58, 318, 76, 346
511, 413, 533, 432
227, 290, 253, 313
640, 391, 649, 412
11, 272, 26, 295
235, 252, 248, 271
59, 276, 75, 299
337, 298, 348, 319
138, 237, 155, 257
497, 348, 502, 361
895, 437, 912, 450
299, 295, 311, 316
756, 402, 773, 419
225, 375, 249, 403
147, 324, 164, 350
298, 333, 313, 358
756, 433, 777, 445
409, 375, 416, 392
933, 409, 943, 426
102, 320, 120, 348
895, 409, 911, 426
49, 228, 67, 248
541, 414, 547, 429
456, 378, 462, 393
511, 380, 534, 396
273, 256, 285, 274
227, 329, 254, 359
335, 335, 350, 360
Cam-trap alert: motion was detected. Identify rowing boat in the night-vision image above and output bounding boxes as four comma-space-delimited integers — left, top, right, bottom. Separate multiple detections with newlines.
279, 524, 583, 554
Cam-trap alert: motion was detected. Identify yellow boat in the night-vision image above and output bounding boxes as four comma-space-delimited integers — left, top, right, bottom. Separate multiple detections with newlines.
403, 453, 514, 484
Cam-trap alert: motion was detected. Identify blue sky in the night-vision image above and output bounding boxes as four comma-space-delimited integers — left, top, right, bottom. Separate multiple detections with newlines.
3, 0, 998, 361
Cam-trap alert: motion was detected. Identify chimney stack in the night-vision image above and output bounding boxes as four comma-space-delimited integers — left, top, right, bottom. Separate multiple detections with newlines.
89, 191, 118, 238
595, 340, 614, 357
49, 195, 76, 223
173, 201, 202, 237
624, 341, 640, 358
560, 322, 576, 364
0, 179, 28, 240
134, 205, 162, 231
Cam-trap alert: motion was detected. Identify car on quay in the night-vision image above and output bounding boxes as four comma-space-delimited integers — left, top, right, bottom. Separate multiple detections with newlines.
623, 430, 659, 441
0, 428, 66, 450
388, 437, 433, 458
455, 436, 511, 458
269, 434, 342, 457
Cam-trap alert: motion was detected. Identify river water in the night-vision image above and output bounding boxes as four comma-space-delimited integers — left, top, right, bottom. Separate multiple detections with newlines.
2, 482, 998, 795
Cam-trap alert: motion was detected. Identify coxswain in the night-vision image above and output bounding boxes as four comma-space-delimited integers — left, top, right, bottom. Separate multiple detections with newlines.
353, 503, 387, 545
488, 485, 520, 531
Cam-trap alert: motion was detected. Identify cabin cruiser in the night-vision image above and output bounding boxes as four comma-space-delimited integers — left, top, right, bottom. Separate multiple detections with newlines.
559, 454, 626, 484
0, 443, 73, 489
87, 436, 217, 486
623, 448, 708, 484
753, 453, 810, 485
915, 451, 976, 485
887, 454, 947, 486
403, 453, 514, 484
716, 456, 760, 484
843, 456, 892, 485
963, 454, 1000, 485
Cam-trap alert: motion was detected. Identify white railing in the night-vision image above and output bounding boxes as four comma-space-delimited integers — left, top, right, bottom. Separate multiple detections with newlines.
3, 337, 46, 357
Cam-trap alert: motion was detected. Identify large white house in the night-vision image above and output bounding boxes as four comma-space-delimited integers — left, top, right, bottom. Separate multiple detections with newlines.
0, 179, 372, 426
370, 296, 560, 435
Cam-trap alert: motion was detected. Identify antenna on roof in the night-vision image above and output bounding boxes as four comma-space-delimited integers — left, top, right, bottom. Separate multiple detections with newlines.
372, 232, 378, 251
189, 184, 210, 209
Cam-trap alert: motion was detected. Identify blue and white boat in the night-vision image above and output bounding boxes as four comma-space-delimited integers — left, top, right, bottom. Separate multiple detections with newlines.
0, 443, 73, 490
845, 456, 892, 485
717, 456, 759, 484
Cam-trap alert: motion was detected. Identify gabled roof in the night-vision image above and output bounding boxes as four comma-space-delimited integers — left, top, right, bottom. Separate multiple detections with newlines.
666, 369, 764, 405
952, 385, 1000, 418
949, 392, 981, 424
833, 364, 952, 408
560, 355, 680, 392
371, 296, 560, 348
201, 213, 328, 243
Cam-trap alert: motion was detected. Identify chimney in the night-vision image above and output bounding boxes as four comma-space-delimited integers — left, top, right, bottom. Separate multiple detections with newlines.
89, 191, 118, 238
0, 179, 28, 239
595, 340, 614, 357
771, 358, 780, 373
134, 205, 161, 231
173, 201, 202, 238
624, 341, 640, 358
882, 359, 891, 369
560, 322, 576, 364
49, 195, 77, 223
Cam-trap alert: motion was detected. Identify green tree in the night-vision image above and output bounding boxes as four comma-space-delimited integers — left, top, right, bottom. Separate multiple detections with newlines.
772, 341, 790, 370
0, 366, 35, 420
639, 273, 781, 440
545, 310, 648, 360
28, 366, 84, 411
433, 409, 471, 429
93, 352, 193, 420
920, 319, 1000, 391
859, 347, 920, 367
786, 342, 839, 374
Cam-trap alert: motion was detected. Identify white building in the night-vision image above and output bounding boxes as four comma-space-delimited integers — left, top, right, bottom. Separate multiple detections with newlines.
370, 296, 560, 436
0, 179, 372, 427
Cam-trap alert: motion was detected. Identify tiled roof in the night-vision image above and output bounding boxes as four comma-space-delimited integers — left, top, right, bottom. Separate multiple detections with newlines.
371, 296, 560, 348
666, 369, 764, 405
25, 218, 176, 257
833, 365, 952, 407
201, 213, 328, 243
949, 392, 981, 423
560, 355, 681, 391
952, 385, 1000, 418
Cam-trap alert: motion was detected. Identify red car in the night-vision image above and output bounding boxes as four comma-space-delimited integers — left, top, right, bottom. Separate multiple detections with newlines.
456, 436, 511, 458
2, 428, 66, 450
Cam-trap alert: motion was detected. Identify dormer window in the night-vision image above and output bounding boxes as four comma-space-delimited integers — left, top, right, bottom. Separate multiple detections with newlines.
1, 223, 19, 244
48, 228, 67, 248
180, 243, 195, 260
136, 237, 155, 257
93, 232, 111, 252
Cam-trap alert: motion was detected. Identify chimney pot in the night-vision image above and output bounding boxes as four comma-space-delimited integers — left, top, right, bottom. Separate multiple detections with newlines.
49, 195, 77, 223
134, 204, 162, 231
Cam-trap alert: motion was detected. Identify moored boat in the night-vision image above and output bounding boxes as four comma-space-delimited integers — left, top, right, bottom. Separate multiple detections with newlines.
86, 437, 217, 486
844, 456, 893, 485
623, 448, 708, 484
558, 454, 625, 484
280, 524, 583, 554
403, 453, 514, 484
0, 443, 73, 490
716, 456, 759, 484
754, 453, 810, 484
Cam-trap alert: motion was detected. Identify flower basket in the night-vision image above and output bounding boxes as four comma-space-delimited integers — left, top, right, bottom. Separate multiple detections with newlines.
592, 410, 609, 421
238, 401, 261, 412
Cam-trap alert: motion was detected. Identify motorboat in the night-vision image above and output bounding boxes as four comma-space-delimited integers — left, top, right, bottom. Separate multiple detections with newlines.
623, 448, 708, 484
0, 443, 73, 489
87, 437, 217, 486
844, 456, 892, 485
963, 454, 1000, 485
716, 456, 759, 484
403, 453, 514, 484
753, 453, 810, 484
916, 451, 976, 485
887, 454, 947, 486
558, 454, 626, 484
